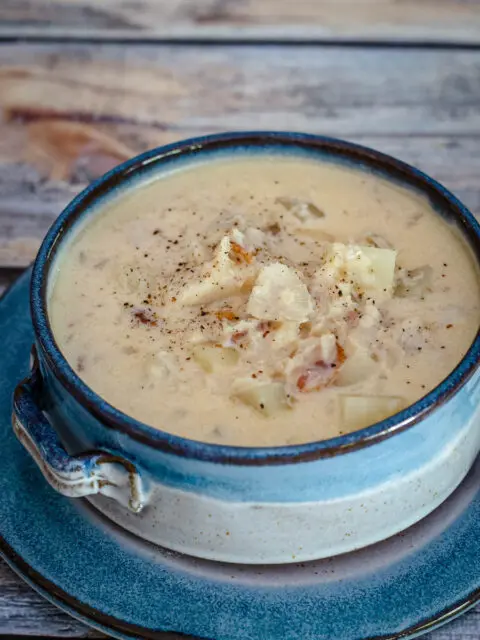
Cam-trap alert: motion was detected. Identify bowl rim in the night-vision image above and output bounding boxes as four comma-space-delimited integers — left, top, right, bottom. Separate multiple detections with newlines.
30, 131, 480, 465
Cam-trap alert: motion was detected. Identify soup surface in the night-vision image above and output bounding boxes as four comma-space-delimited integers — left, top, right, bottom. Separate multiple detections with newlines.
49, 154, 480, 446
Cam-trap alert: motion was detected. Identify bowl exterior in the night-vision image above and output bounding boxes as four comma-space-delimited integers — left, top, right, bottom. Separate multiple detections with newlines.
38, 345, 480, 564
24, 131, 480, 564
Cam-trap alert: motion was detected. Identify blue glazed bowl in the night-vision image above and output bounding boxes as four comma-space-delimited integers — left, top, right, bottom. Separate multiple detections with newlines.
12, 132, 480, 564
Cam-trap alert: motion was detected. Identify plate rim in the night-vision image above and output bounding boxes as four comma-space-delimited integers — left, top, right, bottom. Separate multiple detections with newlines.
1, 527, 479, 640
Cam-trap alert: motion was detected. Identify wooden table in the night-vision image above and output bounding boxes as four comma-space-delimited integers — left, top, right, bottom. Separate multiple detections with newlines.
0, 1, 479, 637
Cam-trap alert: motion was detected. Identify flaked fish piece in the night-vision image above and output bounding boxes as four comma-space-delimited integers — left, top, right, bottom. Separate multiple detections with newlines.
179, 232, 257, 306
247, 262, 315, 323
284, 334, 346, 394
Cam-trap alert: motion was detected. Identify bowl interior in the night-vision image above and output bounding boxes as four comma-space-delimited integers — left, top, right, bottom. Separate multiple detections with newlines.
30, 131, 480, 463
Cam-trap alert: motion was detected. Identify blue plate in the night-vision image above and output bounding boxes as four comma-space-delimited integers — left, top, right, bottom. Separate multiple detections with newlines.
1, 271, 479, 640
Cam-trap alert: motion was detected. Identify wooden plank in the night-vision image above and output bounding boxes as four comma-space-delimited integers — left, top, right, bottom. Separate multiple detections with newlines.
422, 606, 480, 640
1, 0, 480, 44
0, 44, 479, 268
0, 559, 103, 637
0, 559, 479, 638
1, 44, 479, 137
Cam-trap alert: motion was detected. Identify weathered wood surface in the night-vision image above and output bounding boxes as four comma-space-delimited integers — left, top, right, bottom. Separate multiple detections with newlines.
0, 558, 478, 638
1, 0, 480, 44
3, 44, 479, 137
0, 14, 479, 636
0, 560, 103, 637
0, 44, 480, 270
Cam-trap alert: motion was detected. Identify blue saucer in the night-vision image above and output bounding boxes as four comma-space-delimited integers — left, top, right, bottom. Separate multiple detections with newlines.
1, 271, 479, 640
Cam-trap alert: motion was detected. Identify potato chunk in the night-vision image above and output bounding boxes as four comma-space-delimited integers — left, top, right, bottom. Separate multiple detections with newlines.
394, 265, 433, 298
359, 246, 397, 292
192, 344, 239, 373
340, 395, 405, 431
276, 196, 325, 221
231, 378, 289, 416
320, 243, 397, 297
335, 350, 377, 387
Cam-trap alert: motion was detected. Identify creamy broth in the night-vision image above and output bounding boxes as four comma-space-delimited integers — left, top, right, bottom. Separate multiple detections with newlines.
49, 155, 480, 446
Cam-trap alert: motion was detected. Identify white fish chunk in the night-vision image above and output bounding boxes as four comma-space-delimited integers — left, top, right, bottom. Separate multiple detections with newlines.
247, 263, 315, 322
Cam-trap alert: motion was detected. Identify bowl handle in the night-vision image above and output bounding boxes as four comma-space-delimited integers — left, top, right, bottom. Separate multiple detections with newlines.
12, 350, 146, 514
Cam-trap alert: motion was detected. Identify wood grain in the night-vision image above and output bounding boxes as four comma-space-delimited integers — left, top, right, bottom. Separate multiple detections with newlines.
1, 0, 480, 44
0, 35, 479, 638
0, 43, 480, 268
0, 559, 103, 637
2, 44, 479, 136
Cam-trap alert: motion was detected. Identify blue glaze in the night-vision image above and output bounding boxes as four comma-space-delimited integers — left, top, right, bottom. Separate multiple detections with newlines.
1, 272, 479, 639
12, 363, 146, 512
25, 132, 480, 503
9, 132, 479, 564
13, 365, 103, 476
31, 133, 480, 462
36, 364, 479, 502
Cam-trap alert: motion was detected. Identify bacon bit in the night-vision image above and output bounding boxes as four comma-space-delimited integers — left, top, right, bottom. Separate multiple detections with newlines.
256, 320, 276, 339
297, 374, 308, 391
296, 369, 330, 393
133, 309, 158, 327
347, 310, 360, 327
337, 343, 346, 365
297, 343, 346, 392
216, 309, 238, 321
229, 241, 253, 264
258, 320, 276, 331
231, 330, 248, 343
297, 369, 328, 392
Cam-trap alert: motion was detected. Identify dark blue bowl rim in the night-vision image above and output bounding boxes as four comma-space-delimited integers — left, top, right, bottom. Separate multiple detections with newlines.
30, 131, 480, 465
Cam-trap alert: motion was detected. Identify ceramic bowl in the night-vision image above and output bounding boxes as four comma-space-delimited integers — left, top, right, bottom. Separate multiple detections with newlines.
12, 132, 480, 565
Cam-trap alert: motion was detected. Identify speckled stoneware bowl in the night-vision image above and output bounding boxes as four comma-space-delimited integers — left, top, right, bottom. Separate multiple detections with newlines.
12, 132, 480, 565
